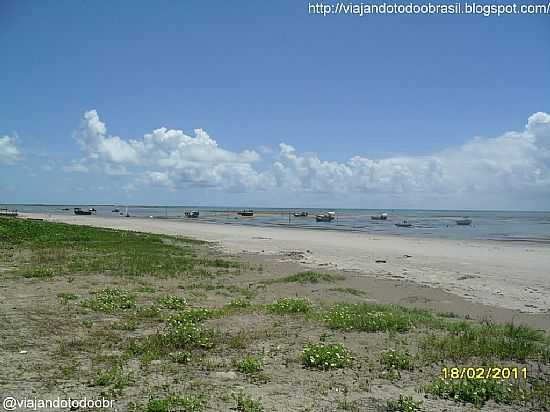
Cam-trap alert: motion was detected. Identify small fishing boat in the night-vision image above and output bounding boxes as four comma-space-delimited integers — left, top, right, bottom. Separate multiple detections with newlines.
395, 220, 412, 228
74, 207, 92, 216
89, 208, 97, 213
456, 218, 472, 226
315, 211, 336, 222
293, 211, 308, 217
238, 209, 254, 217
112, 208, 120, 213
371, 213, 388, 220
61, 208, 70, 211
185, 210, 200, 218
0, 208, 18, 217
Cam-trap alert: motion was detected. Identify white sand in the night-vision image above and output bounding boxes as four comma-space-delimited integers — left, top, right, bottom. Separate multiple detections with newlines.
22, 213, 550, 313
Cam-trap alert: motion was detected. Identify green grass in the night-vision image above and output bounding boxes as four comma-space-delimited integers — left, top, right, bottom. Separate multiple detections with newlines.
57, 292, 78, 303
156, 295, 187, 310
329, 287, 367, 297
420, 322, 548, 362
386, 395, 423, 412
267, 297, 312, 314
82, 288, 136, 312
425, 378, 524, 408
264, 271, 344, 284
94, 365, 131, 390
146, 394, 206, 412
380, 349, 414, 371
323, 303, 433, 333
302, 342, 352, 370
236, 355, 263, 375
0, 218, 236, 279
232, 392, 264, 412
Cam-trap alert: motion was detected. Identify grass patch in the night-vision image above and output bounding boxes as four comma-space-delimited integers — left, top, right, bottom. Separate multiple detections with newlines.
302, 342, 352, 370
94, 365, 131, 390
323, 303, 433, 333
386, 395, 423, 412
232, 392, 263, 412
420, 322, 548, 362
82, 289, 136, 312
0, 218, 219, 279
57, 292, 78, 303
265, 271, 344, 284
329, 287, 367, 297
267, 297, 312, 315
236, 355, 263, 375
146, 394, 206, 412
156, 295, 187, 310
425, 378, 525, 408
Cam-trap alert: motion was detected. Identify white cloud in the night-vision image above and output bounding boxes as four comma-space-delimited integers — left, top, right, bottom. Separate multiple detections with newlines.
75, 110, 263, 190
271, 112, 550, 202
0, 134, 21, 164
71, 110, 550, 207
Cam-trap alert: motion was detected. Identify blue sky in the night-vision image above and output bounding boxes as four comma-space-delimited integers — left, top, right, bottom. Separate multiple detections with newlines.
1, 1, 549, 209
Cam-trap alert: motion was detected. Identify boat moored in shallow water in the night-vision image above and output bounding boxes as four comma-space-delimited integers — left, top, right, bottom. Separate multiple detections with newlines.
316, 211, 335, 222
395, 220, 412, 228
185, 210, 200, 218
456, 218, 472, 226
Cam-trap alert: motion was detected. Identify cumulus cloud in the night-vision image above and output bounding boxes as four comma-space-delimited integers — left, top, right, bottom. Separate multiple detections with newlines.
74, 109, 264, 190
271, 112, 550, 201
0, 134, 21, 164
70, 110, 550, 205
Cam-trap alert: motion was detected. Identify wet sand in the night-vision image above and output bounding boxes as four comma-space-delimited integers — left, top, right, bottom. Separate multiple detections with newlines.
21, 213, 550, 317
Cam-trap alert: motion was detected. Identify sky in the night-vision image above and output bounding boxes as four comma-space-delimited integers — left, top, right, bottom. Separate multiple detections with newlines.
1, 0, 549, 210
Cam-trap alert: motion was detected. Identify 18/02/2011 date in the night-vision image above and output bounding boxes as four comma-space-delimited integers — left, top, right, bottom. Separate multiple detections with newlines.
441, 367, 528, 380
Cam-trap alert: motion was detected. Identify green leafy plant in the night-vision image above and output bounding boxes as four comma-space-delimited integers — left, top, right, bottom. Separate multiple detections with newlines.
302, 342, 352, 370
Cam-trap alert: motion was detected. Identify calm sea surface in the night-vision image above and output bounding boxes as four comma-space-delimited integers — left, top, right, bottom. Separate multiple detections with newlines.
3, 204, 550, 244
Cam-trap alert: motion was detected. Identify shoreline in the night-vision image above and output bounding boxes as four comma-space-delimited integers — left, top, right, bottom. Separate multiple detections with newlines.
19, 212, 550, 316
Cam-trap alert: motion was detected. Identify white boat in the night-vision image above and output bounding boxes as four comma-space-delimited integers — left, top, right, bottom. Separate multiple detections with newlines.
371, 213, 388, 220
316, 211, 336, 222
395, 220, 412, 228
185, 210, 200, 218
456, 218, 472, 226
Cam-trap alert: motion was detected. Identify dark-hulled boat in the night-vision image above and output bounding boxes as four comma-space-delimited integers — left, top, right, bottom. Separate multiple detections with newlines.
74, 207, 92, 216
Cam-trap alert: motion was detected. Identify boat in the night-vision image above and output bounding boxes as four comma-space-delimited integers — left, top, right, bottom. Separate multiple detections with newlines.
371, 213, 388, 220
61, 208, 70, 211
395, 220, 412, 228
456, 218, 472, 226
112, 208, 120, 213
238, 209, 254, 217
0, 208, 18, 217
315, 211, 336, 222
89, 208, 97, 213
293, 211, 308, 217
185, 210, 200, 218
74, 207, 92, 216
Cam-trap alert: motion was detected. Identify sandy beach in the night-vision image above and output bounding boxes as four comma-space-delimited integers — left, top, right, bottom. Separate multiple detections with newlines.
22, 212, 550, 315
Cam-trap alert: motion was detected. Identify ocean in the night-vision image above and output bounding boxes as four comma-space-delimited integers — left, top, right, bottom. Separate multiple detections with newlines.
3, 204, 550, 244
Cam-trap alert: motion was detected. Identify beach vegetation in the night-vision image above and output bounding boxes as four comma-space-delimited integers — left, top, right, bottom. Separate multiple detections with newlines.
386, 395, 423, 412
420, 322, 547, 362
267, 297, 312, 314
146, 394, 206, 412
424, 377, 523, 408
232, 392, 264, 412
264, 271, 344, 284
302, 342, 352, 370
323, 303, 432, 333
236, 355, 263, 375
82, 288, 136, 312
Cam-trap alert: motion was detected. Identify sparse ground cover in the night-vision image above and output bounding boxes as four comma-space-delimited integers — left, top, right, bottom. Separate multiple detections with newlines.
0, 217, 549, 411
